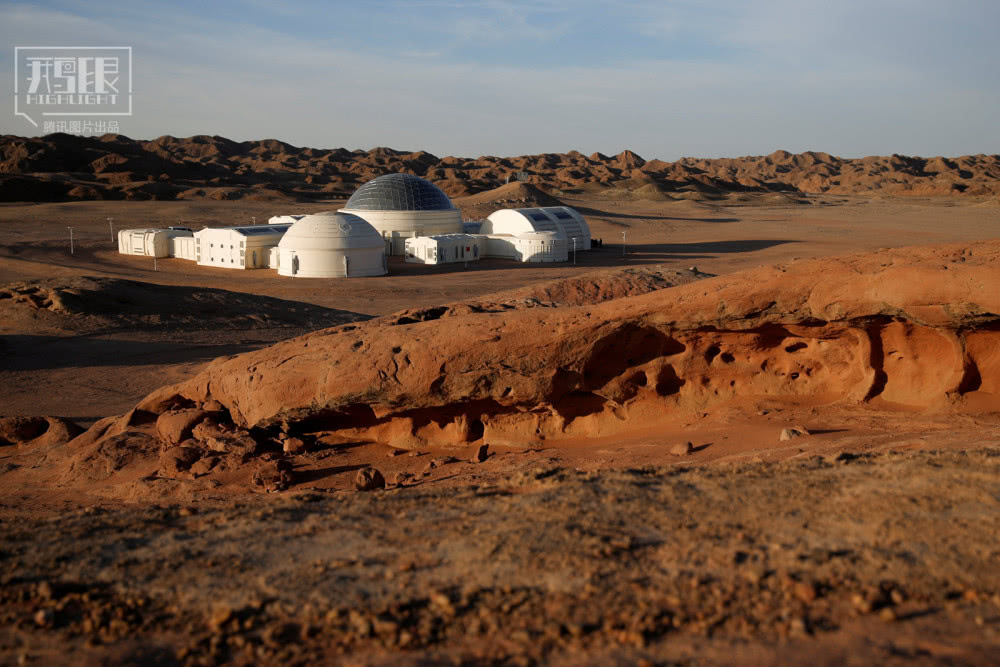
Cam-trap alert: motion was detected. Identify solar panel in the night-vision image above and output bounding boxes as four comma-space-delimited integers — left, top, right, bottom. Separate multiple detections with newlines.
529, 212, 550, 222
234, 225, 291, 236
553, 210, 573, 219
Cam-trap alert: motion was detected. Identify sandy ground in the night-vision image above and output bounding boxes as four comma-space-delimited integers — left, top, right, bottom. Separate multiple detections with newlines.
2, 193, 1000, 664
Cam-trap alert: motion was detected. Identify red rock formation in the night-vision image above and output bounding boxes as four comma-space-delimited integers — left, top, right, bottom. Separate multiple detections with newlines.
118, 241, 1000, 450
2, 133, 998, 202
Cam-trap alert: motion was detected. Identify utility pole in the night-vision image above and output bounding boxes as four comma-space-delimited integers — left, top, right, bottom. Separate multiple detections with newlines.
572, 237, 577, 264
67, 227, 74, 255
108, 217, 114, 243
622, 231, 626, 260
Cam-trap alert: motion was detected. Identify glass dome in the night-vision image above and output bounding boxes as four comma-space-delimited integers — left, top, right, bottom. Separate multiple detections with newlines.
344, 173, 455, 211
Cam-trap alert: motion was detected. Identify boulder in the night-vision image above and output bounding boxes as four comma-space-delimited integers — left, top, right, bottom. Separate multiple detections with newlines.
192, 418, 259, 459
670, 441, 693, 456
355, 467, 386, 491
159, 446, 203, 474
155, 409, 209, 446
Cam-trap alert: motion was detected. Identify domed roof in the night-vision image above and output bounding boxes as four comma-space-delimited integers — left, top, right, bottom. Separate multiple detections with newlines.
344, 173, 455, 212
278, 211, 384, 249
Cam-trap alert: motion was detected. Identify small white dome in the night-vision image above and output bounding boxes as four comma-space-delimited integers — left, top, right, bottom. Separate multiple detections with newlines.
277, 211, 387, 278
278, 211, 384, 251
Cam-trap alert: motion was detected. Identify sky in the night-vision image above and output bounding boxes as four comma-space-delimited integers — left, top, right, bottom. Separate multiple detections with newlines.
1, 0, 999, 160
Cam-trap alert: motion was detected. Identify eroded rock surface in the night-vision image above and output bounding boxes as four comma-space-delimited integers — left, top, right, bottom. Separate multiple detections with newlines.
114, 241, 1000, 452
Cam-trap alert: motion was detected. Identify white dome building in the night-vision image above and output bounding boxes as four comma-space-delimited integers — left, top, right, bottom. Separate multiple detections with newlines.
481, 206, 592, 250
277, 211, 386, 278
340, 174, 463, 256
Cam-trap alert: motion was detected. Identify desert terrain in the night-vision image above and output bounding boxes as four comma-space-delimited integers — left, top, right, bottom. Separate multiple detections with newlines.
2, 141, 1000, 665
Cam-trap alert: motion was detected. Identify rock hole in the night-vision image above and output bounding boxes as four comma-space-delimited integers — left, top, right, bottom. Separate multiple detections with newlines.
720, 352, 735, 364
790, 372, 800, 380
501, 386, 512, 398
351, 340, 363, 351
785, 342, 808, 353
957, 359, 982, 394
392, 346, 402, 354
655, 366, 685, 396
704, 345, 721, 363
468, 418, 485, 441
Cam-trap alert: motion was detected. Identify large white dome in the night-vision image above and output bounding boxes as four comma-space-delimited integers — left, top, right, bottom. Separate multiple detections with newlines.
341, 174, 463, 256
344, 174, 455, 211
277, 211, 386, 278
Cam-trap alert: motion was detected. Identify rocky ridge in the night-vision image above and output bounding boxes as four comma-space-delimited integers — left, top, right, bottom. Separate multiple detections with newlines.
2, 133, 998, 202
63, 241, 1000, 476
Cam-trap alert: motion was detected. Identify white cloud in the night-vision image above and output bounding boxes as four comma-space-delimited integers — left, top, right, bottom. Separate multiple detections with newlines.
1, 1, 998, 159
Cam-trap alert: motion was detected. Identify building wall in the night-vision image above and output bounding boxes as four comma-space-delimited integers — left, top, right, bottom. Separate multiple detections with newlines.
277, 246, 386, 277
340, 209, 463, 256
117, 229, 191, 258
482, 235, 521, 260
171, 236, 197, 260
404, 235, 483, 264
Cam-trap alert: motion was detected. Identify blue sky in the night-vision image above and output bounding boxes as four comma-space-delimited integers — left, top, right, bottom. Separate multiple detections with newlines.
2, 0, 999, 159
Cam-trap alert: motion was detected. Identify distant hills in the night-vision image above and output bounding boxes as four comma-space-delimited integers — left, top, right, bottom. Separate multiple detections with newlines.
1, 133, 998, 202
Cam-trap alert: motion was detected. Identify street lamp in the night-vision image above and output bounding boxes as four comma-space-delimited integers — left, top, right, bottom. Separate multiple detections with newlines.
622, 231, 626, 259
107, 217, 114, 243
572, 237, 577, 264
67, 227, 74, 255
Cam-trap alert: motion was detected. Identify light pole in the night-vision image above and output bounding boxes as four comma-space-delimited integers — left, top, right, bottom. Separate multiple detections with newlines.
107, 217, 114, 243
572, 237, 577, 264
67, 227, 74, 255
622, 231, 626, 260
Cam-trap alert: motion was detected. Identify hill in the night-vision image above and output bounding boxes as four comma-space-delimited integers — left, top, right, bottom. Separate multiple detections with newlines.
1, 134, 998, 202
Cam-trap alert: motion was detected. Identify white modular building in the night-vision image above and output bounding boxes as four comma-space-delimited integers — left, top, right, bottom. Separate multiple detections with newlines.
277, 211, 386, 278
340, 174, 463, 256
117, 228, 194, 258
480, 206, 592, 250
171, 235, 197, 261
194, 224, 291, 270
404, 234, 483, 265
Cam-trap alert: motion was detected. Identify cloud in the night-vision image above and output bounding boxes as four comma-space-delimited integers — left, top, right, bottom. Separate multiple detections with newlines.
1, 1, 998, 159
